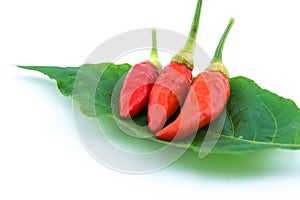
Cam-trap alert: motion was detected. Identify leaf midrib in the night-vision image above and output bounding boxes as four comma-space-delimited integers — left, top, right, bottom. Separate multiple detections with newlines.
102, 115, 300, 148
219, 134, 300, 147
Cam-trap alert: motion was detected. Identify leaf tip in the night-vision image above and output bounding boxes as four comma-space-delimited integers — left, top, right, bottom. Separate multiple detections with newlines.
16, 65, 34, 70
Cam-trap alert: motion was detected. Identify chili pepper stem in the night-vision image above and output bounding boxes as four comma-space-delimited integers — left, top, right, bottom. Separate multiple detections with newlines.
212, 18, 235, 64
147, 28, 161, 69
171, 0, 203, 70
206, 18, 235, 78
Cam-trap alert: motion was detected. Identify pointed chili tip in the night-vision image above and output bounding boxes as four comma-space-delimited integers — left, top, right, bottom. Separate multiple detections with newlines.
120, 112, 130, 119
156, 129, 174, 141
155, 130, 168, 141
148, 104, 167, 133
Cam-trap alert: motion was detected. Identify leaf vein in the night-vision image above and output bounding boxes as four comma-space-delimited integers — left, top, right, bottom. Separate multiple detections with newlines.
220, 134, 300, 148
226, 110, 235, 136
257, 94, 278, 143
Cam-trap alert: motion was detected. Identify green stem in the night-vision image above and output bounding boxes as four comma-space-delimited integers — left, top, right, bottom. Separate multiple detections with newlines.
212, 18, 235, 64
206, 18, 235, 78
147, 28, 161, 69
171, 0, 203, 70
185, 0, 202, 52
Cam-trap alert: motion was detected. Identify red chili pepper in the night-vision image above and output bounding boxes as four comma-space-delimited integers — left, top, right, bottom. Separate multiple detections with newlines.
148, 0, 203, 132
156, 18, 234, 141
119, 28, 161, 118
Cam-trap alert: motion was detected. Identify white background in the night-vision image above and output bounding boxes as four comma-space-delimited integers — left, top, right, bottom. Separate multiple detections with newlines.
1, 0, 300, 199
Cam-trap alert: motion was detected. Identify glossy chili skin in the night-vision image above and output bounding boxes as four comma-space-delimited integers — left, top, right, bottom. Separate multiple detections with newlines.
119, 61, 160, 118
156, 71, 230, 141
147, 62, 192, 132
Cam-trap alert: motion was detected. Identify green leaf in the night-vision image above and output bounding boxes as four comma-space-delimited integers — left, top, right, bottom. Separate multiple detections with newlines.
71, 63, 130, 117
18, 65, 79, 97
19, 63, 131, 117
19, 64, 300, 154
211, 77, 300, 153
